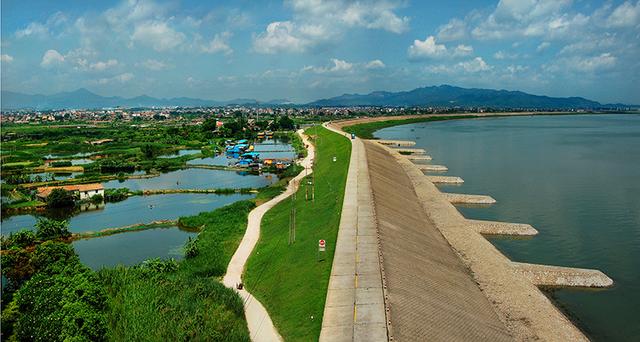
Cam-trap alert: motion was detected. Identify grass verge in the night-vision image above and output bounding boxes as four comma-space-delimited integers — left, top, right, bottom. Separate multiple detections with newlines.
244, 126, 351, 341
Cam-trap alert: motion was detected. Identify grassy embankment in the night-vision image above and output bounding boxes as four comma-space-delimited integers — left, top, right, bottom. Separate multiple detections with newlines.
244, 126, 351, 341
97, 200, 255, 341
343, 115, 476, 139
95, 157, 305, 340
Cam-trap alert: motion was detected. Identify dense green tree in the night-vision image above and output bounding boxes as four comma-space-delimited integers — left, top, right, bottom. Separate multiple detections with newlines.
11, 262, 107, 342
46, 188, 76, 208
278, 115, 295, 130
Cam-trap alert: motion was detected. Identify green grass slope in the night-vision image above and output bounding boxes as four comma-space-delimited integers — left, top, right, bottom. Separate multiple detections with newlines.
244, 126, 351, 341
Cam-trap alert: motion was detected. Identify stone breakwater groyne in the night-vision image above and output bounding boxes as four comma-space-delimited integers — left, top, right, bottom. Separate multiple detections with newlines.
416, 164, 448, 172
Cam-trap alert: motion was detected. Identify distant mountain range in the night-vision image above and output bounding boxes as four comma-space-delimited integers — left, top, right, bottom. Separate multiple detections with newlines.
1, 85, 634, 110
0, 88, 293, 110
307, 85, 629, 109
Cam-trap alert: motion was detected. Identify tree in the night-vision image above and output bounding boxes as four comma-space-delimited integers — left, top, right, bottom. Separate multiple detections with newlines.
35, 218, 71, 241
46, 188, 76, 208
90, 194, 104, 204
278, 115, 295, 130
11, 262, 107, 342
141, 144, 158, 159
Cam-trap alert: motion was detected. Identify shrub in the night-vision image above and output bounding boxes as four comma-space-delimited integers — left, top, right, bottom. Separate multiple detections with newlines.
46, 188, 76, 208
35, 218, 71, 240
184, 237, 199, 258
90, 194, 104, 203
11, 262, 107, 342
1, 230, 36, 250
104, 188, 129, 202
51, 160, 73, 167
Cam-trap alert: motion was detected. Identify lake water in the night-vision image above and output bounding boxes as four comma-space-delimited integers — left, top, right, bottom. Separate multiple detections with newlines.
1, 193, 252, 234
73, 227, 198, 269
102, 168, 277, 190
375, 114, 640, 341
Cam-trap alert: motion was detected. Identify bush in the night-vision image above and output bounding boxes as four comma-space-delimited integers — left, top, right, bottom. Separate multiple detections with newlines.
11, 262, 107, 342
51, 161, 73, 167
104, 188, 129, 202
184, 237, 199, 258
90, 194, 104, 203
1, 230, 36, 250
46, 188, 76, 208
35, 218, 71, 240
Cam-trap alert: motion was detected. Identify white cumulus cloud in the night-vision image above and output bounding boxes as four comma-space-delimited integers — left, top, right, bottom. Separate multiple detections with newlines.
201, 32, 233, 55
131, 21, 185, 51
365, 59, 386, 69
408, 36, 472, 59
254, 0, 408, 54
1, 54, 14, 63
40, 49, 65, 68
138, 59, 169, 70
90, 59, 118, 71
458, 57, 491, 72
607, 1, 640, 27
253, 21, 310, 54
408, 36, 448, 59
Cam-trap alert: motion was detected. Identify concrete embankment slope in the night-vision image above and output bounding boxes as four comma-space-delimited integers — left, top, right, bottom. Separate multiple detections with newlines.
364, 141, 513, 341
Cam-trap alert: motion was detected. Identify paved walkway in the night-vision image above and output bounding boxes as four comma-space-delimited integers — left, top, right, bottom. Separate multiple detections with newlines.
222, 130, 315, 342
320, 124, 388, 342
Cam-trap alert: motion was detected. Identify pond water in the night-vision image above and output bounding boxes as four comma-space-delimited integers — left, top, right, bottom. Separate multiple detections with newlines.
29, 172, 82, 181
1, 193, 252, 234
44, 152, 94, 159
102, 168, 277, 190
374, 114, 640, 341
70, 158, 93, 165
187, 139, 296, 166
73, 227, 197, 269
158, 149, 201, 158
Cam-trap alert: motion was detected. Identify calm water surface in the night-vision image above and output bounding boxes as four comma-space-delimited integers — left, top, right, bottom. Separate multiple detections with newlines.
375, 114, 640, 341
73, 227, 197, 269
102, 168, 277, 190
1, 193, 252, 234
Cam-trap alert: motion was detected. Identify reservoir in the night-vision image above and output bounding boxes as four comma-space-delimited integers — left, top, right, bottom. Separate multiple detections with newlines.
374, 114, 640, 341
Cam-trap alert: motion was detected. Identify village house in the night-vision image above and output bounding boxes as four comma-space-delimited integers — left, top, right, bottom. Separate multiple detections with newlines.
36, 184, 104, 201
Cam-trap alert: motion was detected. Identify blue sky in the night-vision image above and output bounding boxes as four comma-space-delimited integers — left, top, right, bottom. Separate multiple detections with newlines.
1, 0, 639, 103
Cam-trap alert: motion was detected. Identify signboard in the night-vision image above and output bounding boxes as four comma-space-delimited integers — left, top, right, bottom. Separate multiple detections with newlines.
318, 239, 326, 252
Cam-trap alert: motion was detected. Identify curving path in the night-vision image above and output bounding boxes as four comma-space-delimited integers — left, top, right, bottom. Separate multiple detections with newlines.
222, 129, 315, 342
